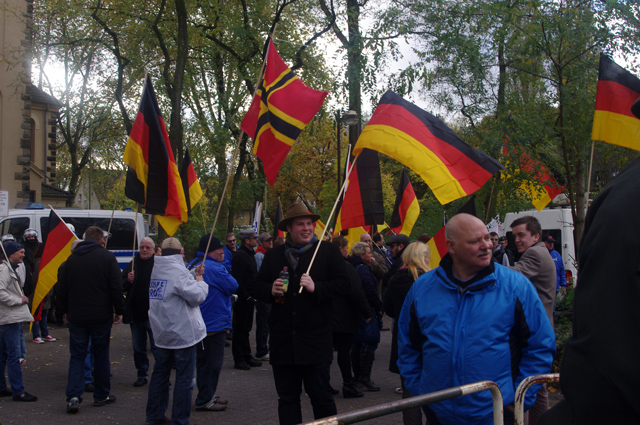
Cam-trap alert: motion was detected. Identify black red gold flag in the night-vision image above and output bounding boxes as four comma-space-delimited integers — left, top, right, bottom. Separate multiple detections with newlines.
31, 210, 76, 321
180, 148, 203, 215
592, 54, 640, 151
353, 90, 503, 205
333, 148, 384, 233
389, 169, 420, 236
123, 76, 187, 235
241, 39, 329, 185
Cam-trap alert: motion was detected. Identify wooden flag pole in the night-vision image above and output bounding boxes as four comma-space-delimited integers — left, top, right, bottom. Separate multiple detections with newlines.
300, 158, 357, 293
203, 33, 274, 257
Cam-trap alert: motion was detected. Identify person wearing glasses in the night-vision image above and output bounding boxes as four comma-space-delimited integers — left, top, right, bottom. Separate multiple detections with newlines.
222, 233, 237, 273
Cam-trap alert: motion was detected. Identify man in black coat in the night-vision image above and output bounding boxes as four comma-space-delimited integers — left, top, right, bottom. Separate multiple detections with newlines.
254, 203, 350, 425
231, 228, 261, 370
121, 236, 157, 387
540, 157, 640, 425
57, 226, 124, 413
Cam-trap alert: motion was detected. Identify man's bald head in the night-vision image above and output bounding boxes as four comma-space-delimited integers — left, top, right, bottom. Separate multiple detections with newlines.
360, 233, 373, 247
445, 214, 493, 280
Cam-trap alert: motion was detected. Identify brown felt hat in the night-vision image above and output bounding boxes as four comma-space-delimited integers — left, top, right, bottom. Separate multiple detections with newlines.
277, 202, 321, 232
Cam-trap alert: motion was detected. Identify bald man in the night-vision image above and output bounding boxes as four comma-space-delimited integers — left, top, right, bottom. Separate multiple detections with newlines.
397, 214, 555, 425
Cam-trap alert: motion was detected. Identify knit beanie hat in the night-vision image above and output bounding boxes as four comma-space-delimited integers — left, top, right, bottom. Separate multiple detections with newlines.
3, 242, 24, 257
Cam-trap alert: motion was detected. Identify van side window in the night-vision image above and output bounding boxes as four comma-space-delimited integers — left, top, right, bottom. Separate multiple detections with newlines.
40, 217, 136, 250
0, 217, 30, 241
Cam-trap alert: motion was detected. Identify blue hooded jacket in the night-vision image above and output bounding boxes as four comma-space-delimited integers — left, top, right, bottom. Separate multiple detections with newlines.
187, 252, 238, 333
397, 255, 555, 425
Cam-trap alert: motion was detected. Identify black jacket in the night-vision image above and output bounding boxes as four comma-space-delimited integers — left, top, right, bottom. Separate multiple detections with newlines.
331, 259, 371, 334
231, 244, 258, 301
254, 241, 350, 365
384, 267, 424, 373
57, 241, 124, 324
544, 156, 640, 424
348, 256, 382, 315
122, 254, 154, 324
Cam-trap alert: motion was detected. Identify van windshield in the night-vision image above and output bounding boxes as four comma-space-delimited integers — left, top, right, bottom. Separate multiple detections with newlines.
0, 217, 30, 242
40, 217, 137, 250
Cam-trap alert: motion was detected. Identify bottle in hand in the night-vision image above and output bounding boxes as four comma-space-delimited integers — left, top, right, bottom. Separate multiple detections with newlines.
275, 267, 289, 304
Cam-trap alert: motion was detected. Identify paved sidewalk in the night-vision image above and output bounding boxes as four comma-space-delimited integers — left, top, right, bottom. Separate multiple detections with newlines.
0, 320, 407, 425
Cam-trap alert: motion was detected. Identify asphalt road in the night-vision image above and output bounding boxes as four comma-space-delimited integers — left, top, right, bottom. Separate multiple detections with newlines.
0, 318, 562, 425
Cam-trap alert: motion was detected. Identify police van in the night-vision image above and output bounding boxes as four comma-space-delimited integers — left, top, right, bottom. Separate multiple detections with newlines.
503, 207, 577, 286
0, 205, 148, 269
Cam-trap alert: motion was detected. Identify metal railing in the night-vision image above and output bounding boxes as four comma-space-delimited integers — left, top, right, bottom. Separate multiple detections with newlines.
514, 373, 560, 425
302, 380, 504, 425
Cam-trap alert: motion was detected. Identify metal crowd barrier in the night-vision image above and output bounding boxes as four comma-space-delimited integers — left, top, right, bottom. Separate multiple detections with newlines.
303, 380, 504, 425
514, 373, 560, 425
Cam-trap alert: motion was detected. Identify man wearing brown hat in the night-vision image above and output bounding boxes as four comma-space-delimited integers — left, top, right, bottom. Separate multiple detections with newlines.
254, 232, 273, 361
254, 202, 350, 425
231, 228, 261, 370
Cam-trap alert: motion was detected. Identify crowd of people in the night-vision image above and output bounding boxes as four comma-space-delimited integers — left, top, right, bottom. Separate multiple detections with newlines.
0, 200, 592, 425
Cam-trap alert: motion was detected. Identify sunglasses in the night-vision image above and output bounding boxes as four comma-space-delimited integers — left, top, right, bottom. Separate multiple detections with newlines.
227, 240, 236, 243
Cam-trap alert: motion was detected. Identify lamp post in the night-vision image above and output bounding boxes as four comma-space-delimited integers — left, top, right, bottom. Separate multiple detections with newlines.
336, 110, 359, 192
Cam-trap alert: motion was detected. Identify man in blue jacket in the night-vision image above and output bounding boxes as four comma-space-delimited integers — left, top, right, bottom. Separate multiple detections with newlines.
397, 213, 555, 425
187, 235, 238, 412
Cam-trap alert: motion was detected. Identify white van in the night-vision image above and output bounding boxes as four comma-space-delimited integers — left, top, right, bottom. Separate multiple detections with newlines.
0, 206, 148, 269
503, 208, 577, 286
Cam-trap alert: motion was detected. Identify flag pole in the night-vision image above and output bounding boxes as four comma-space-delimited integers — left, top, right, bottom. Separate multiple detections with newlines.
131, 203, 139, 274
300, 158, 357, 293
585, 140, 596, 210
203, 33, 274, 257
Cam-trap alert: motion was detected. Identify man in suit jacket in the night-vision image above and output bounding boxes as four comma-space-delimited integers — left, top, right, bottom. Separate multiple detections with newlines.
509, 215, 556, 425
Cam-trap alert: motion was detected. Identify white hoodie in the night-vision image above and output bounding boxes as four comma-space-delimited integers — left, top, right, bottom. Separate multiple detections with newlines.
148, 254, 208, 349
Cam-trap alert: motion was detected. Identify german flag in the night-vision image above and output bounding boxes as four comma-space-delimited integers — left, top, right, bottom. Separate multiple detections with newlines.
426, 196, 476, 269
592, 54, 640, 151
502, 144, 565, 211
123, 76, 187, 235
389, 169, 420, 236
353, 90, 503, 205
31, 210, 77, 320
241, 39, 329, 185
180, 148, 203, 215
333, 148, 384, 233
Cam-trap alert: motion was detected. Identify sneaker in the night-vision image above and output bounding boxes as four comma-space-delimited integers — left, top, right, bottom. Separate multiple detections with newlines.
13, 391, 37, 402
133, 377, 148, 387
213, 396, 228, 405
255, 353, 270, 361
19, 358, 26, 366
33, 337, 44, 344
43, 335, 57, 342
395, 387, 403, 394
0, 389, 13, 397
93, 394, 116, 407
194, 398, 227, 411
67, 397, 80, 413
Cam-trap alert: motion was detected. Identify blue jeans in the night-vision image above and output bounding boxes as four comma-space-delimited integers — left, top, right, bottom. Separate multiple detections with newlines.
130, 321, 157, 379
66, 321, 112, 403
19, 324, 26, 358
0, 323, 25, 396
146, 345, 196, 425
84, 338, 94, 385
32, 309, 50, 339
195, 332, 226, 406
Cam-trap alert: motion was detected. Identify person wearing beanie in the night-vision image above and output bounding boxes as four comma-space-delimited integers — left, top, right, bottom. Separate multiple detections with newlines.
0, 241, 37, 402
121, 237, 157, 388
145, 237, 208, 425
186, 235, 238, 411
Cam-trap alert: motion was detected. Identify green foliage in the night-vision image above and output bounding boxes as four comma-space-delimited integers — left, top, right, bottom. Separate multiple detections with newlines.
553, 286, 575, 370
